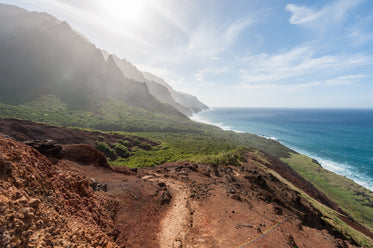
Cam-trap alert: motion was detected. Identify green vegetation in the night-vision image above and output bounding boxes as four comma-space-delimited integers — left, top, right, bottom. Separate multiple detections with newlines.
0, 95, 203, 133
250, 151, 373, 248
94, 142, 118, 160
109, 130, 288, 168
1, 95, 372, 243
95, 140, 134, 161
113, 143, 130, 158
110, 132, 239, 167
283, 153, 373, 233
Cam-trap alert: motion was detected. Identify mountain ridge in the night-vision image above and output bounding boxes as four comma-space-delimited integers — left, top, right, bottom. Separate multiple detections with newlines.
0, 3, 207, 117
104, 49, 209, 116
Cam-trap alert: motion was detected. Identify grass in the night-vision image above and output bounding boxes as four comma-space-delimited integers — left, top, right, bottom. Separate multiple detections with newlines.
282, 153, 373, 233
250, 151, 373, 247
109, 132, 241, 167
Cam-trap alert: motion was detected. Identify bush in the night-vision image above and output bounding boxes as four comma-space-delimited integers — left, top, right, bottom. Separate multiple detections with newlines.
133, 138, 141, 146
118, 139, 131, 147
113, 143, 130, 158
95, 141, 117, 160
139, 142, 152, 151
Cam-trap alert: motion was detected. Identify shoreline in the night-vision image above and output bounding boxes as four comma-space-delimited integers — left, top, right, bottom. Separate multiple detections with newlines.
191, 110, 373, 192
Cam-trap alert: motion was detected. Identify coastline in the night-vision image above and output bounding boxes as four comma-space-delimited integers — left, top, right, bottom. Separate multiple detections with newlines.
191, 109, 373, 192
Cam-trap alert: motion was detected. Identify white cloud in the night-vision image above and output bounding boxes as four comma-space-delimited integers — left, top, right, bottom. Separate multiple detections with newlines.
324, 74, 367, 85
194, 72, 205, 82
345, 14, 373, 45
232, 73, 368, 102
193, 66, 229, 82
211, 56, 222, 61
285, 4, 320, 24
233, 81, 321, 93
239, 46, 369, 83
224, 17, 254, 43
184, 16, 254, 61
286, 0, 365, 26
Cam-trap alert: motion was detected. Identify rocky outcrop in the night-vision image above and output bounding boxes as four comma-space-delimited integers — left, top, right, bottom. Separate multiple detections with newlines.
0, 158, 12, 180
0, 136, 118, 248
22, 140, 109, 168
62, 144, 109, 167
23, 139, 62, 158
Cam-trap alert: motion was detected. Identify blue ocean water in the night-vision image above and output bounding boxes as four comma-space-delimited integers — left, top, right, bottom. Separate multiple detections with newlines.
192, 108, 373, 191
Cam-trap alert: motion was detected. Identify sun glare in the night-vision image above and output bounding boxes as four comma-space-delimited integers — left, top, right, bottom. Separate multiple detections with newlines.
98, 0, 151, 24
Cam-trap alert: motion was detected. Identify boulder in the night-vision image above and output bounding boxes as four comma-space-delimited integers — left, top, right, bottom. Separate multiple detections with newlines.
62, 144, 109, 167
23, 139, 63, 157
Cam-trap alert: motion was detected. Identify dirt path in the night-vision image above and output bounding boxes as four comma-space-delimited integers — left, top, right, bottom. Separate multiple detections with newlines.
158, 180, 190, 248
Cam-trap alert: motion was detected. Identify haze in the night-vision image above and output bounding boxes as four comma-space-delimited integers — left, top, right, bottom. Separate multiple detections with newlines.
2, 0, 373, 108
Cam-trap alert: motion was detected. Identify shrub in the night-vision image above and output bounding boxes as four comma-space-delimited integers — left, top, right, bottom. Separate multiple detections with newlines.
139, 142, 152, 151
113, 143, 130, 158
118, 139, 131, 147
133, 138, 141, 146
95, 141, 117, 160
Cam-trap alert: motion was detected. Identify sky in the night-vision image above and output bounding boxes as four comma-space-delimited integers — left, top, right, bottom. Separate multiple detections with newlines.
1, 0, 373, 108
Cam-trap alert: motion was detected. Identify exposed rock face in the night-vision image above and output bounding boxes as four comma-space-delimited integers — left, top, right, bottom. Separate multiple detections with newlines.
89, 178, 108, 192
62, 144, 109, 168
0, 158, 12, 180
0, 136, 118, 248
23, 139, 62, 158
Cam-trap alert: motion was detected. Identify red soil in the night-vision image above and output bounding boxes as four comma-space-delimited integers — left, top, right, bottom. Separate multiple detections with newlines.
0, 118, 371, 247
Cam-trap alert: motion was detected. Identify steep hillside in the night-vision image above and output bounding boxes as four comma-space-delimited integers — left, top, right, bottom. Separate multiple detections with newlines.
1, 132, 369, 247
142, 72, 209, 115
0, 136, 118, 247
109, 53, 208, 116
0, 3, 188, 118
0, 96, 204, 132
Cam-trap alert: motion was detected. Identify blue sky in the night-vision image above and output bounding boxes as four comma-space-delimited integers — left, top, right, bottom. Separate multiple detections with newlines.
2, 0, 373, 108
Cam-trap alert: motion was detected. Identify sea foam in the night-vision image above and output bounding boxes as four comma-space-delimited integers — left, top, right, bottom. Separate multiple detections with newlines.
192, 109, 373, 192
281, 145, 373, 191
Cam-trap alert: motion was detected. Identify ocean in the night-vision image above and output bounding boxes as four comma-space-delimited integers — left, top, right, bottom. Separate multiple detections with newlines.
192, 108, 373, 191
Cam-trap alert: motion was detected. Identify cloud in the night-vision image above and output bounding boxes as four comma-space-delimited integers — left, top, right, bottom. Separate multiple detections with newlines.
324, 74, 367, 85
233, 73, 368, 100
239, 46, 369, 83
224, 17, 254, 43
285, 4, 320, 24
211, 56, 222, 61
286, 0, 365, 26
233, 81, 321, 93
345, 14, 373, 45
185, 16, 254, 60
194, 72, 205, 82
193, 66, 229, 82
